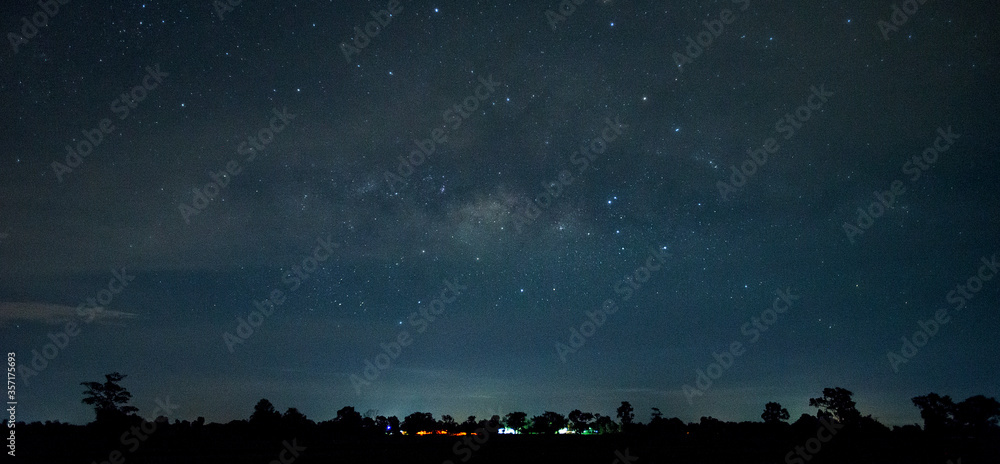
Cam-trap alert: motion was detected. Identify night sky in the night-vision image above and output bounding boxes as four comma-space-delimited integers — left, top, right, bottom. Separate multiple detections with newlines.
2, 0, 998, 427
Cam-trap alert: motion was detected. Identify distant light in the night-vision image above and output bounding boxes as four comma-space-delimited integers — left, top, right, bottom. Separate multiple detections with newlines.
610, 22, 615, 27
434, 8, 439, 12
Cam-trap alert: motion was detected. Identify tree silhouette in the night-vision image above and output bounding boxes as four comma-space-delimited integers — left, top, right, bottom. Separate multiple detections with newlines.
374, 415, 390, 433
568, 409, 594, 433
335, 406, 363, 434
616, 401, 634, 426
761, 402, 790, 424
29, 387, 1000, 463
281, 407, 313, 430
249, 398, 281, 428
528, 411, 567, 434
460, 415, 479, 434
80, 372, 138, 424
401, 412, 437, 434
809, 387, 861, 425
954, 395, 1000, 436
440, 415, 458, 433
912, 393, 956, 434
593, 414, 619, 434
503, 412, 528, 433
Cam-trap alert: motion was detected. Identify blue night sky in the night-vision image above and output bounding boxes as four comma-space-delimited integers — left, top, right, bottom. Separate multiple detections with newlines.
1, 0, 998, 427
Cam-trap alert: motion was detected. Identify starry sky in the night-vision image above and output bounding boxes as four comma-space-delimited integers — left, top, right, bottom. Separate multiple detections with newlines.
1, 0, 998, 426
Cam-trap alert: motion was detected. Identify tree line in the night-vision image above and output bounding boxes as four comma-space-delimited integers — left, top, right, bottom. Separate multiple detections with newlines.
77, 373, 998, 438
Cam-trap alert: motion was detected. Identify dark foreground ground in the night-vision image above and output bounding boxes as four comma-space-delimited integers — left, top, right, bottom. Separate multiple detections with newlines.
12, 419, 998, 464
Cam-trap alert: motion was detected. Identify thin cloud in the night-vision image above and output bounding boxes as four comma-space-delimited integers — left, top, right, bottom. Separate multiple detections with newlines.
0, 302, 138, 327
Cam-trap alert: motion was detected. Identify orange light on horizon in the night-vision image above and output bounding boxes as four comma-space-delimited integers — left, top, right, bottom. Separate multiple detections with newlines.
414, 430, 449, 436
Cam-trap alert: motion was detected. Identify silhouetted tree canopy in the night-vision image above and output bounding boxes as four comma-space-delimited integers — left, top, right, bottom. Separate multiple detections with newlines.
80, 372, 138, 424
401, 412, 437, 435
761, 401, 790, 424
912, 393, 956, 434
53, 381, 998, 463
281, 407, 313, 430
527, 411, 567, 434
568, 409, 594, 433
954, 395, 1000, 435
503, 411, 528, 433
809, 387, 861, 425
616, 401, 635, 426
249, 398, 280, 428
593, 414, 619, 434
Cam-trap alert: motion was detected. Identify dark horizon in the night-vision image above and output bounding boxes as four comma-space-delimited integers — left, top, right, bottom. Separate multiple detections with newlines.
14, 380, 998, 463
17, 373, 994, 431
